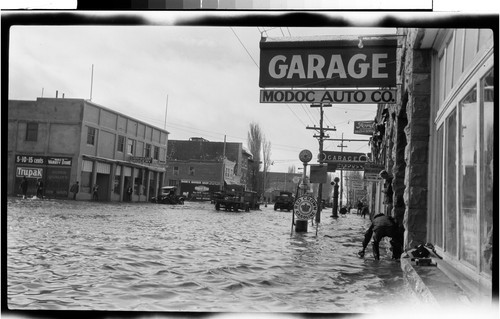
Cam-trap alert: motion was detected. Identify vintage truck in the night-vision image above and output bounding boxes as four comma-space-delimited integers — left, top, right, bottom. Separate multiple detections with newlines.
151, 186, 185, 205
213, 190, 260, 212
274, 191, 295, 211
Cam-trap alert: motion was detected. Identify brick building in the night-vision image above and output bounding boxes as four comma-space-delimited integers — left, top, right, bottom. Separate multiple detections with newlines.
165, 138, 253, 199
8, 98, 169, 202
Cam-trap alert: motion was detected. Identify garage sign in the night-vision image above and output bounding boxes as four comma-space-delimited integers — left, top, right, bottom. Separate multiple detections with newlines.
319, 151, 369, 163
260, 37, 397, 88
260, 89, 396, 104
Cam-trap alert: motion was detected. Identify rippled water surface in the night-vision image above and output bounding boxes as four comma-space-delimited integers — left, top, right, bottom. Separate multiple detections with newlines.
7, 197, 418, 313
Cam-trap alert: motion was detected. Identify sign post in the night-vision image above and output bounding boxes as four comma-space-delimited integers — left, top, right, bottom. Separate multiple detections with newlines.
293, 150, 313, 234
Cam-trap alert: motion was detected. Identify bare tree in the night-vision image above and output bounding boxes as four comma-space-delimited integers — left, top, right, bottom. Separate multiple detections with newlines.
287, 165, 296, 173
262, 137, 272, 194
247, 122, 263, 192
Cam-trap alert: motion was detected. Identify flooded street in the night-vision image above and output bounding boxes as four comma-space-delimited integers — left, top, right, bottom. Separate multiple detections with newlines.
7, 197, 418, 314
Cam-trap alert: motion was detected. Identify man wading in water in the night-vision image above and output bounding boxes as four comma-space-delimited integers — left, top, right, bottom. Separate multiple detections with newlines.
357, 213, 402, 260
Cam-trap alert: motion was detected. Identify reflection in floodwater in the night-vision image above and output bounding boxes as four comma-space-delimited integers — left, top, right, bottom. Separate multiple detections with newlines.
7, 197, 418, 313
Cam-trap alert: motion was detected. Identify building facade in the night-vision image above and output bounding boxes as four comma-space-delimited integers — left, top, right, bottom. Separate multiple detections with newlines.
374, 28, 494, 302
8, 98, 169, 202
165, 138, 253, 198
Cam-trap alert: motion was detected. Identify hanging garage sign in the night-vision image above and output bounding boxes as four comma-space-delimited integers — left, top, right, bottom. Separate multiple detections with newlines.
327, 163, 365, 172
259, 37, 397, 88
260, 89, 396, 104
319, 151, 369, 163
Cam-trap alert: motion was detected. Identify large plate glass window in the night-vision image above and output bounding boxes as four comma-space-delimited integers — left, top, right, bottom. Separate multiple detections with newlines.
444, 109, 457, 257
480, 69, 494, 275
459, 86, 478, 266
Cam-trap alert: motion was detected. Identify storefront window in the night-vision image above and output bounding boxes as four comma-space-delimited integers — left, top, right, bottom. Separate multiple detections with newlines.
459, 86, 478, 266
432, 126, 444, 247
444, 109, 457, 257
480, 69, 494, 275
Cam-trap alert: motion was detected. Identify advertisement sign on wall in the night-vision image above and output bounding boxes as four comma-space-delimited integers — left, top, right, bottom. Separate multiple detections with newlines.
260, 38, 397, 88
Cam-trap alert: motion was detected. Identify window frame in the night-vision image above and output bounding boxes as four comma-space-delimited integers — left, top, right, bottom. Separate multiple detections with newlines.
25, 122, 38, 142
117, 135, 125, 153
127, 138, 136, 155
87, 126, 96, 146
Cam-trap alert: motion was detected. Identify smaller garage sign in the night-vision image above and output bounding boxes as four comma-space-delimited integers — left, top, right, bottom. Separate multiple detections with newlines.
294, 194, 318, 220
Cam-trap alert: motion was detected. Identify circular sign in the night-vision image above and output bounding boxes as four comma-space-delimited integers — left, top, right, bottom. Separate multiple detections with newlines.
299, 149, 313, 163
293, 194, 318, 220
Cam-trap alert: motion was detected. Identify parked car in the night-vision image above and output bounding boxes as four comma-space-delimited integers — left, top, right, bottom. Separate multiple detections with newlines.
151, 186, 185, 205
274, 191, 295, 211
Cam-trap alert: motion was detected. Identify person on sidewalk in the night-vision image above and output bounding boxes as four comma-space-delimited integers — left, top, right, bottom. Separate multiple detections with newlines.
357, 201, 363, 215
379, 170, 393, 215
70, 181, 79, 200
20, 176, 28, 199
36, 179, 44, 199
357, 213, 402, 260
361, 205, 369, 219
92, 184, 99, 201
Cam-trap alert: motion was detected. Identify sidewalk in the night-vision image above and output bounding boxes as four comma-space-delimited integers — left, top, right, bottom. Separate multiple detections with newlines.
400, 256, 472, 307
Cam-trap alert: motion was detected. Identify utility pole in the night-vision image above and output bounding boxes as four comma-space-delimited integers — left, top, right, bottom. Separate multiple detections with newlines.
325, 136, 369, 209
337, 133, 348, 209
306, 103, 336, 224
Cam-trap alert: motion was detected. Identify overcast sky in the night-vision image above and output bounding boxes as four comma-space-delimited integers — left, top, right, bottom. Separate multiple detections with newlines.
5, 13, 444, 172
7, 13, 404, 173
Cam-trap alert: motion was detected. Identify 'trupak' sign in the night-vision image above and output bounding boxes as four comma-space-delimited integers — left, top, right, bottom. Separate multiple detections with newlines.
259, 37, 397, 88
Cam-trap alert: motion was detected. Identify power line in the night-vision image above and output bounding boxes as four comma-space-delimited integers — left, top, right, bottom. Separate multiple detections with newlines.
230, 27, 259, 69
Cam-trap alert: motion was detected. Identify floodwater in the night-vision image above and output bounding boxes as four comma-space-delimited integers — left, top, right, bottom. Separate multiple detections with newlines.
6, 197, 419, 315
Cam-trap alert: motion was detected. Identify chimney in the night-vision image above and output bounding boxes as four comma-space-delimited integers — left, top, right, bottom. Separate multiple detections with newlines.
56, 90, 58, 98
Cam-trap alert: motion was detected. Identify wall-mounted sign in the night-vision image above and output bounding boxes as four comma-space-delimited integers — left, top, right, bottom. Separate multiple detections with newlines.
364, 162, 385, 180
181, 180, 221, 185
259, 37, 397, 88
16, 167, 43, 178
194, 185, 210, 192
16, 155, 72, 166
15, 155, 45, 165
46, 157, 72, 166
260, 89, 396, 104
130, 156, 153, 164
354, 120, 376, 135
319, 151, 369, 163
294, 194, 318, 220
